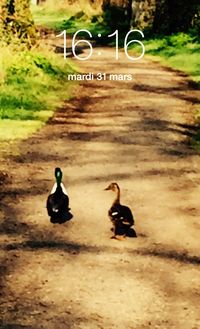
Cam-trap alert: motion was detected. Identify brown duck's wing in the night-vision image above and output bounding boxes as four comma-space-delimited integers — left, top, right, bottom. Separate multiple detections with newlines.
108, 205, 132, 223
116, 205, 134, 226
108, 206, 121, 219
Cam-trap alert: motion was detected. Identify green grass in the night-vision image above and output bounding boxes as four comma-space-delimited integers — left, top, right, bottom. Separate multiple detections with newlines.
0, 45, 75, 149
0, 120, 43, 141
32, 6, 71, 30
31, 1, 111, 43
137, 33, 200, 85
31, 0, 102, 31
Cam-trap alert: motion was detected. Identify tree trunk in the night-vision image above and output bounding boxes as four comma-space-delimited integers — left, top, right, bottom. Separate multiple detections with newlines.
131, 0, 156, 30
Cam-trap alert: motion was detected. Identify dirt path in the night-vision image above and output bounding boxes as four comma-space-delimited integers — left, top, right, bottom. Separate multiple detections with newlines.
0, 48, 200, 329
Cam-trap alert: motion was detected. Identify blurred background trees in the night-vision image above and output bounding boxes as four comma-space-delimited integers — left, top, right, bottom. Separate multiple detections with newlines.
1, 0, 199, 41
102, 0, 132, 32
0, 0, 36, 45
102, 0, 200, 34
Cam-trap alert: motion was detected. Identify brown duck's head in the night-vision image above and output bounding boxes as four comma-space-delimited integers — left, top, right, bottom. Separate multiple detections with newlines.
104, 182, 120, 192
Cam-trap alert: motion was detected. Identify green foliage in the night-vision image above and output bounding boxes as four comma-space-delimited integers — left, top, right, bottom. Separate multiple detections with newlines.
58, 11, 91, 32
32, 5, 71, 30
60, 12, 111, 43
31, 0, 102, 30
167, 33, 196, 47
34, 6, 112, 45
134, 33, 200, 85
33, 5, 109, 39
0, 46, 75, 142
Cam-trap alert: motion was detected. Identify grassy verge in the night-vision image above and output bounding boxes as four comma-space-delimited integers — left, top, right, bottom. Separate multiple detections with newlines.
0, 45, 75, 154
140, 33, 200, 86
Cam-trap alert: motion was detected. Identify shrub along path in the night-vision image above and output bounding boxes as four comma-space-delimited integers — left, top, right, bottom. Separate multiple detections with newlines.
0, 48, 200, 329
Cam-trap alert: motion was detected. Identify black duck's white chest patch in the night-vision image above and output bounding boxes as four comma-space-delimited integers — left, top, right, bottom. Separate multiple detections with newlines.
51, 183, 68, 195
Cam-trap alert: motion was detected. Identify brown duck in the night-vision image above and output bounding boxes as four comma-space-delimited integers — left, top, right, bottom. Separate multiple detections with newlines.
105, 182, 136, 239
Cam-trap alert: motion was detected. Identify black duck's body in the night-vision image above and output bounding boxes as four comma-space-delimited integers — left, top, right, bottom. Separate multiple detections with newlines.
47, 185, 69, 219
47, 168, 72, 223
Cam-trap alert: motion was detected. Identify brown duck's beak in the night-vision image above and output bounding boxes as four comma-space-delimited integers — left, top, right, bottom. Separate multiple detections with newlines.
104, 186, 110, 191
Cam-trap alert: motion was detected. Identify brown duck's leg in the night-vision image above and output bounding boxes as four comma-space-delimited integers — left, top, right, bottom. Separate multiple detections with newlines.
110, 235, 116, 239
110, 223, 117, 239
113, 234, 126, 240
110, 223, 126, 240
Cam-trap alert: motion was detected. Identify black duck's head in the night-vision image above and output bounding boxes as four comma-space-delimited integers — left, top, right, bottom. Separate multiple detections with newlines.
104, 182, 120, 192
55, 167, 62, 184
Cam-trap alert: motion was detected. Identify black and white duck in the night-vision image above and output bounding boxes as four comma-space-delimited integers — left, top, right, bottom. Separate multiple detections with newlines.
105, 182, 136, 239
47, 167, 72, 223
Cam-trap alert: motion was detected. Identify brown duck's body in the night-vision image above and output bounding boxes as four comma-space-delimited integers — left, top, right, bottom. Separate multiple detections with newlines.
105, 182, 136, 239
